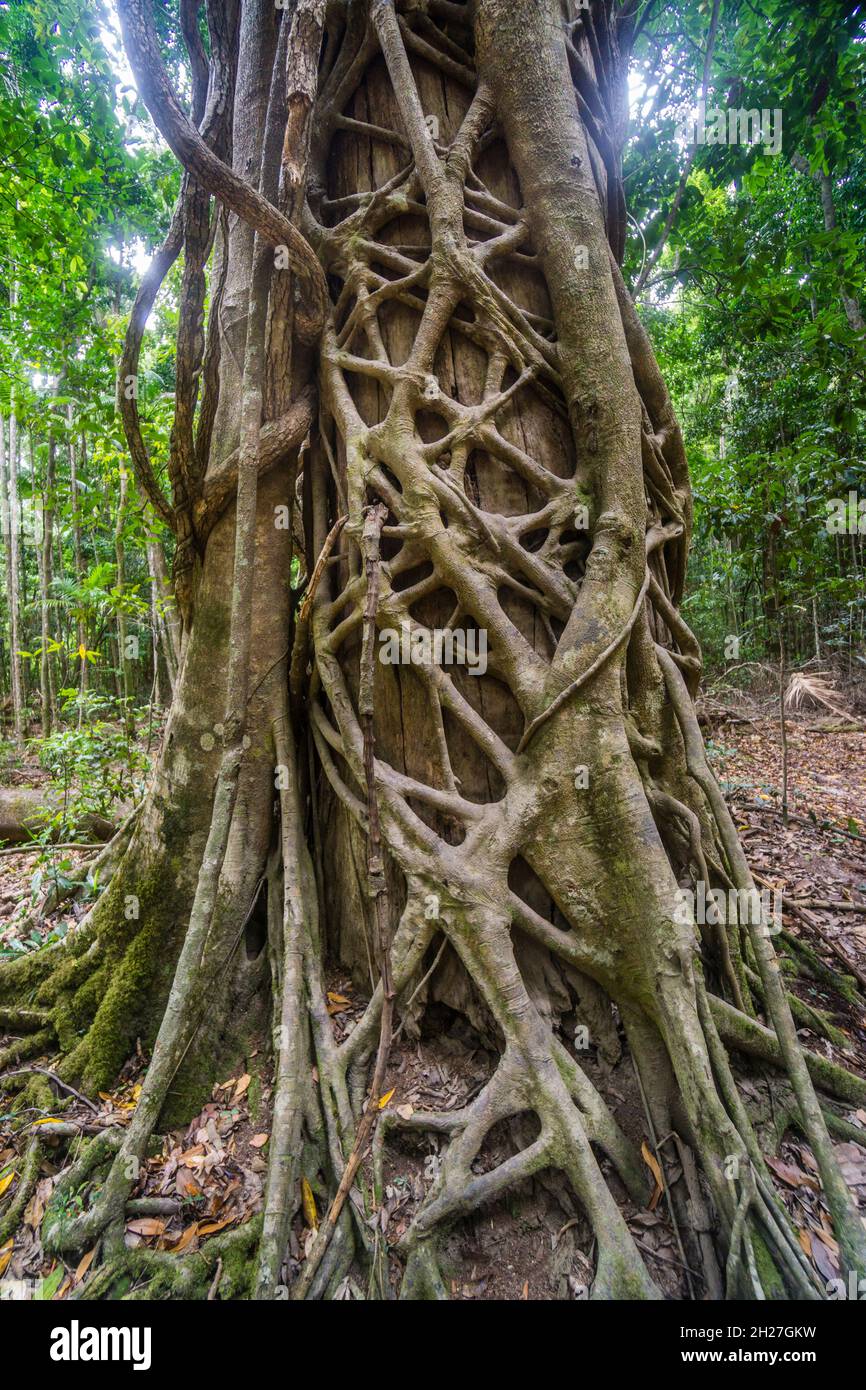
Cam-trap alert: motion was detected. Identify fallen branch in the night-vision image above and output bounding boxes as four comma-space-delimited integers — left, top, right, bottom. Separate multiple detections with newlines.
0, 842, 102, 857
787, 898, 865, 915
0, 788, 118, 844
3, 1067, 100, 1114
738, 801, 866, 845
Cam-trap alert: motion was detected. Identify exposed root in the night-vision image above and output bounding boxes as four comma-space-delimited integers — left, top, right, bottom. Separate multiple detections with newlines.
710, 994, 866, 1107
0, 1137, 42, 1245
74, 1216, 264, 1301
254, 707, 315, 1299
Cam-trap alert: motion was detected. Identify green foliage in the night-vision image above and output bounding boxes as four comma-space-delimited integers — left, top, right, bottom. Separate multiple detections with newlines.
630, 1, 866, 679
36, 697, 148, 826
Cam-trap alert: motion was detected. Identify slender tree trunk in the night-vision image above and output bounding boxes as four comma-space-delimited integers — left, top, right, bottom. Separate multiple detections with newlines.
38, 428, 57, 737
792, 153, 865, 332
114, 466, 135, 735
146, 542, 167, 703
69, 414, 89, 717
4, 401, 26, 749
145, 520, 180, 696
0, 418, 21, 742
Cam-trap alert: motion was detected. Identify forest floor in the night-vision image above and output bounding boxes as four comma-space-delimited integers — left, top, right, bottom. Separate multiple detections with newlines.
1, 710, 865, 1300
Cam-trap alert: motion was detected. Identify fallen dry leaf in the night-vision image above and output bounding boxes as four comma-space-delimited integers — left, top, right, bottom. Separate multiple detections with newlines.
126, 1218, 166, 1238
175, 1167, 200, 1199
641, 1141, 664, 1210
809, 1233, 838, 1282
170, 1222, 200, 1254
766, 1155, 819, 1191
301, 1176, 318, 1229
74, 1248, 96, 1283
198, 1216, 235, 1236
25, 1176, 52, 1229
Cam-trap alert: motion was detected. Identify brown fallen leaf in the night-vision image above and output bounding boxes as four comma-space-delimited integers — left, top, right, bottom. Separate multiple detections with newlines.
169, 1222, 200, 1254
809, 1233, 838, 1282
175, 1167, 200, 1199
816, 1213, 840, 1255
630, 1211, 662, 1228
766, 1155, 819, 1191
177, 1144, 206, 1164
198, 1216, 235, 1236
74, 1248, 96, 1283
25, 1176, 52, 1229
126, 1218, 167, 1238
641, 1141, 664, 1211
234, 1073, 251, 1100
301, 1176, 318, 1229
250, 1133, 269, 1148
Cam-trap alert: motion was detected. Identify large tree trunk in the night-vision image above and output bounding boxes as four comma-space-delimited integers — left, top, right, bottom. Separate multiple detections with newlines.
3, 0, 866, 1303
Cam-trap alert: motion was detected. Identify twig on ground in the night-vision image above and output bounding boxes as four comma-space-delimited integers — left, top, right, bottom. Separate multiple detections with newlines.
5, 1066, 100, 1113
